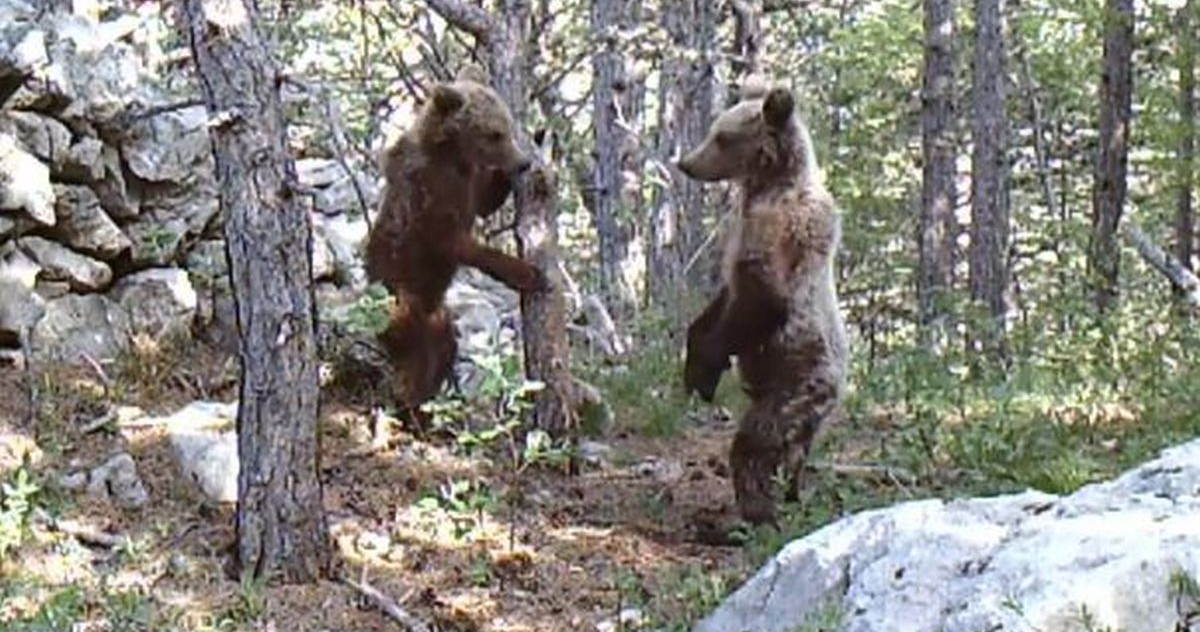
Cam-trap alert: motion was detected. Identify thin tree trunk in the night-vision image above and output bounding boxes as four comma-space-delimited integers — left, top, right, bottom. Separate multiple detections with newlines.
668, 0, 717, 292
970, 0, 1009, 350
181, 0, 330, 583
919, 0, 956, 337
425, 0, 575, 436
1089, 0, 1135, 313
590, 0, 634, 317
1176, 0, 1196, 277
1124, 222, 1200, 307
731, 0, 764, 89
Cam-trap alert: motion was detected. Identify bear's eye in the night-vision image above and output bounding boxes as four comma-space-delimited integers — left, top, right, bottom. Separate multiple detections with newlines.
715, 131, 734, 145
488, 131, 504, 143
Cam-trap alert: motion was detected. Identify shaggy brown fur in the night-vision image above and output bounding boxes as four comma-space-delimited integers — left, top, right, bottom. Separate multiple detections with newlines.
678, 81, 849, 525
365, 76, 545, 415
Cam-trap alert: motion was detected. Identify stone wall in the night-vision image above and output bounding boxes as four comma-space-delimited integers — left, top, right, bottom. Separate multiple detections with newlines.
0, 0, 375, 368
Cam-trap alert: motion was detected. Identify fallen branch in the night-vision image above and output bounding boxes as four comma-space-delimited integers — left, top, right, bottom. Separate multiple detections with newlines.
1123, 221, 1200, 307
804, 462, 918, 486
34, 510, 125, 548
342, 575, 430, 632
81, 407, 117, 434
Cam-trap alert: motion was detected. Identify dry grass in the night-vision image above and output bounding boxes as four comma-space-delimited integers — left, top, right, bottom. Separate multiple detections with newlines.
0, 342, 751, 632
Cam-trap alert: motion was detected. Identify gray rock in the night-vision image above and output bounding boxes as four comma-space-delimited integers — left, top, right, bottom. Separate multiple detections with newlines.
121, 105, 211, 183
50, 184, 130, 259
46, 14, 144, 124
0, 132, 55, 225
316, 213, 368, 287
60, 136, 105, 181
30, 293, 129, 363
311, 225, 335, 281
109, 268, 197, 340
0, 110, 72, 168
158, 400, 239, 503
693, 439, 1200, 632
0, 0, 37, 25
86, 452, 148, 509
295, 158, 342, 188
33, 279, 70, 300
183, 239, 227, 280
0, 22, 50, 95
0, 274, 44, 346
90, 144, 137, 220
18, 235, 111, 291
124, 182, 218, 266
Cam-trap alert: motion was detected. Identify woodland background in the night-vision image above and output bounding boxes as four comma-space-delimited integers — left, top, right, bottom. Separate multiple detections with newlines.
2, 0, 1200, 630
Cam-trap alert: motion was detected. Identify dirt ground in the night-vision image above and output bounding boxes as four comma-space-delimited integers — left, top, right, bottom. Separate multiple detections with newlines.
0, 344, 758, 632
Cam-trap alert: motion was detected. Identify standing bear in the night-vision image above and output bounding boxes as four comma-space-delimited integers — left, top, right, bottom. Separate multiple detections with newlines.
677, 80, 849, 526
365, 71, 545, 419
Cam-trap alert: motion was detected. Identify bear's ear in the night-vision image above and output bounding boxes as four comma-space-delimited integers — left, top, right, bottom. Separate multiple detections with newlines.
762, 87, 794, 129
459, 62, 490, 85
739, 74, 769, 101
432, 84, 466, 115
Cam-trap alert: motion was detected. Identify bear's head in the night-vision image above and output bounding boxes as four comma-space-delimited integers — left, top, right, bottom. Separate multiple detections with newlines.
422, 78, 532, 177
676, 82, 813, 184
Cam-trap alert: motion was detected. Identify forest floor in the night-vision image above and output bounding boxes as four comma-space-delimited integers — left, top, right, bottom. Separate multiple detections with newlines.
0, 340, 787, 632
4, 329, 1199, 632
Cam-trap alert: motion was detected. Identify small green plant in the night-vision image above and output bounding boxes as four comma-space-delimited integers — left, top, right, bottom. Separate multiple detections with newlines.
103, 587, 155, 632
790, 599, 845, 632
339, 283, 393, 336
218, 574, 267, 626
0, 464, 42, 559
3, 585, 86, 632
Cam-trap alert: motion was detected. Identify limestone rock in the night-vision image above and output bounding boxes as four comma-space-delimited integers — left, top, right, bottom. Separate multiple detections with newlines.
693, 439, 1200, 632
18, 235, 111, 291
0, 273, 44, 347
109, 267, 197, 340
60, 136, 105, 181
30, 293, 130, 363
158, 400, 239, 503
124, 182, 218, 266
0, 110, 72, 168
121, 105, 211, 183
50, 184, 130, 259
0, 132, 55, 225
86, 452, 148, 510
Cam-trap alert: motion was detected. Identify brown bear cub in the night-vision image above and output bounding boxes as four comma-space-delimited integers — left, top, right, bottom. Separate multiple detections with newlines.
365, 72, 545, 420
677, 80, 848, 526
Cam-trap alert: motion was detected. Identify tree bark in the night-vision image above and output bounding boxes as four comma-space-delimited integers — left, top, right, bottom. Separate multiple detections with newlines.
1176, 0, 1196, 277
666, 0, 717, 292
425, 0, 575, 436
731, 0, 764, 88
970, 0, 1009, 348
919, 0, 956, 336
1089, 0, 1134, 313
181, 0, 330, 583
590, 0, 634, 317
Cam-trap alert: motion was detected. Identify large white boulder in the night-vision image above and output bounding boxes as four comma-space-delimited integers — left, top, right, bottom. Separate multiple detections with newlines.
695, 439, 1200, 632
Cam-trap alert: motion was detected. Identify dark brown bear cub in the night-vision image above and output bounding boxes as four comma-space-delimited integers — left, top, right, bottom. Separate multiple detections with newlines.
365, 73, 545, 418
677, 80, 848, 526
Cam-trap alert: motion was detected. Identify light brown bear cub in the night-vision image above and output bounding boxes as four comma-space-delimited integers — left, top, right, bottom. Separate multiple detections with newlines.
678, 80, 848, 526
365, 72, 545, 419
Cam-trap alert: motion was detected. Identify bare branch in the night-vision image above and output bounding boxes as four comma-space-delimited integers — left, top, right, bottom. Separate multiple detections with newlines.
1123, 221, 1200, 307
420, 0, 496, 44
342, 574, 431, 632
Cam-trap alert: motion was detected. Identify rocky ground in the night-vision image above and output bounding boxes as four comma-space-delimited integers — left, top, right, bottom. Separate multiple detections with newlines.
0, 341, 757, 632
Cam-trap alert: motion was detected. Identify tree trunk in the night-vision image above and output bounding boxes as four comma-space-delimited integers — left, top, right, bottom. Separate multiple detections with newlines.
590, 0, 634, 317
182, 0, 330, 583
667, 0, 717, 292
969, 0, 1009, 351
919, 0, 956, 336
1124, 222, 1200, 308
1089, 0, 1134, 313
1177, 0, 1196, 277
731, 0, 764, 92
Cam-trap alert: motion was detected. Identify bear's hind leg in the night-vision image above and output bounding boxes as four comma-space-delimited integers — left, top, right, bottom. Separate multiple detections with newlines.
781, 378, 838, 503
730, 400, 785, 526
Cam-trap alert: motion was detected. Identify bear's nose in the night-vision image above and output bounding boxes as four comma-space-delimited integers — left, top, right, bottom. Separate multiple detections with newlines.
515, 157, 533, 173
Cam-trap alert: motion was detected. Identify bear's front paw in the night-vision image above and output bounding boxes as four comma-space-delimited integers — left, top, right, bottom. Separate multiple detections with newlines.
684, 341, 728, 403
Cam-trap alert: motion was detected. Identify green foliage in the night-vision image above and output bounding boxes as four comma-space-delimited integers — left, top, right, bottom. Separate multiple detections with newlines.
0, 465, 42, 560
338, 282, 393, 336
1, 585, 85, 632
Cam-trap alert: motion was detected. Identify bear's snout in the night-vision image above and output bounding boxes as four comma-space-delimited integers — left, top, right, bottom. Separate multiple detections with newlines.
514, 156, 533, 173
